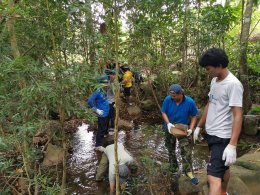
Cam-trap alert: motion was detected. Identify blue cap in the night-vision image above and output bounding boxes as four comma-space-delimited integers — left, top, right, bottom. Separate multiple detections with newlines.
169, 84, 184, 94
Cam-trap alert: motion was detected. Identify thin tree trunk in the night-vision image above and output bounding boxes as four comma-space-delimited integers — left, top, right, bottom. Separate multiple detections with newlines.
239, 0, 253, 113
113, 0, 120, 194
195, 0, 201, 87
6, 0, 20, 58
181, 0, 189, 84
59, 107, 67, 195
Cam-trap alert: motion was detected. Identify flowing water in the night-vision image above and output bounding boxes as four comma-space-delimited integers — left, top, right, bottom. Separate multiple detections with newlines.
67, 123, 260, 195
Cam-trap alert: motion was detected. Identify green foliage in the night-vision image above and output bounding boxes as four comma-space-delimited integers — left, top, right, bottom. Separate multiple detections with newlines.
0, 0, 259, 193
237, 139, 260, 151
251, 105, 260, 114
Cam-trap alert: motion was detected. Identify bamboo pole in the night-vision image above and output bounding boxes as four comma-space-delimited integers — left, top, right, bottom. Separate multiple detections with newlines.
113, 0, 120, 194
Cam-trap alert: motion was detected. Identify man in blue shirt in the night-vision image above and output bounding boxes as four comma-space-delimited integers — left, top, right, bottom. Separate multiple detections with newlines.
161, 84, 198, 190
88, 78, 110, 151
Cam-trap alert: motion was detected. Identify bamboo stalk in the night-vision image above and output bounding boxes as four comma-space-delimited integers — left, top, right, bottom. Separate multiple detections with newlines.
113, 0, 120, 194
59, 107, 67, 195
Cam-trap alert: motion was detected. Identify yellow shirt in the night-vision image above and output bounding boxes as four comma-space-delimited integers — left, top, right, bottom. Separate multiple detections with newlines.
123, 71, 133, 87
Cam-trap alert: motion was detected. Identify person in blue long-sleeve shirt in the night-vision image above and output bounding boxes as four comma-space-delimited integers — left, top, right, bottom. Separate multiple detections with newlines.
88, 78, 110, 151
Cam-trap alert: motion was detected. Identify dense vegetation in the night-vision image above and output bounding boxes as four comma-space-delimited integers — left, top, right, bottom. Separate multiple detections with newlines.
0, 0, 259, 194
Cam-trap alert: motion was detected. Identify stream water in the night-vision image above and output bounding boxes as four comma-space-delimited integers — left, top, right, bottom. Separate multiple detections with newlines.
68, 125, 207, 195
67, 123, 209, 195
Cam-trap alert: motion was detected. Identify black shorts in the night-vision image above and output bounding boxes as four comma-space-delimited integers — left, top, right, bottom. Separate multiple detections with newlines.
206, 134, 230, 179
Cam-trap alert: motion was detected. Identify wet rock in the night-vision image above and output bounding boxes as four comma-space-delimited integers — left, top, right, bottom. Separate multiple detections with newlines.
242, 115, 260, 136
42, 144, 64, 166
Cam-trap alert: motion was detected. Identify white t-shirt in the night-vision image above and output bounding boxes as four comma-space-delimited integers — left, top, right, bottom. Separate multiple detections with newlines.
104, 143, 133, 182
206, 72, 243, 138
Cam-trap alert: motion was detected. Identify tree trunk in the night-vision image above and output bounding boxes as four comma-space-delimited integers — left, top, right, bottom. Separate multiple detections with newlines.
113, 1, 120, 194
239, 0, 253, 113
195, 0, 201, 87
6, 0, 20, 58
181, 0, 189, 84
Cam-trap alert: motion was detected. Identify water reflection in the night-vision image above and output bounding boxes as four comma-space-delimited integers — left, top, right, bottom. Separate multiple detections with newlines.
67, 123, 209, 194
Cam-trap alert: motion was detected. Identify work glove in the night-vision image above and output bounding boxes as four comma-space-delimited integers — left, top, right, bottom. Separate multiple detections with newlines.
167, 123, 175, 134
95, 109, 104, 116
193, 127, 201, 144
187, 129, 192, 136
222, 144, 237, 166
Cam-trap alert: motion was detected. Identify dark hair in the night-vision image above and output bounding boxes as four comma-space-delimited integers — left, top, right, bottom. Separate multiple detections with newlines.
121, 66, 130, 72
104, 138, 114, 147
199, 48, 229, 68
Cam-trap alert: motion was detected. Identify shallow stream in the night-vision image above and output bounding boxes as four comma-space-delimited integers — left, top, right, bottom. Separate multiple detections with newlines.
67, 124, 260, 195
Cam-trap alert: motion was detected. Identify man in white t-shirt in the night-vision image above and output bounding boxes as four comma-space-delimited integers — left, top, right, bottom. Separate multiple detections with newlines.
193, 48, 243, 195
95, 143, 136, 194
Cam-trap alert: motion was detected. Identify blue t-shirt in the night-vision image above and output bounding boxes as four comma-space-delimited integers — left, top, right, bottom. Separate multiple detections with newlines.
88, 89, 109, 117
161, 95, 198, 128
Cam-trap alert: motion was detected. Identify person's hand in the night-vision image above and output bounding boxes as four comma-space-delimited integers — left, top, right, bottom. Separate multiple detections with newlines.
96, 109, 104, 115
187, 129, 192, 136
113, 103, 116, 108
193, 127, 201, 144
167, 123, 175, 134
222, 144, 237, 166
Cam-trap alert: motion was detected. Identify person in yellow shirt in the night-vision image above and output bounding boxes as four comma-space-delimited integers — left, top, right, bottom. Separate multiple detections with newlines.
121, 66, 133, 103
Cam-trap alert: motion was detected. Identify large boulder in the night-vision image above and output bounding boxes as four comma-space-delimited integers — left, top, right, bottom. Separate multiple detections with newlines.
118, 119, 133, 130
140, 99, 157, 111
127, 105, 141, 117
184, 168, 252, 195
227, 176, 252, 195
242, 115, 260, 136
235, 151, 260, 171
139, 82, 153, 97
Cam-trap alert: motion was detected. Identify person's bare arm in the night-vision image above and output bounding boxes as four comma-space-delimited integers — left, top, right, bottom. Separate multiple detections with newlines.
229, 107, 243, 146
109, 182, 115, 195
190, 116, 197, 130
197, 102, 209, 127
162, 112, 170, 124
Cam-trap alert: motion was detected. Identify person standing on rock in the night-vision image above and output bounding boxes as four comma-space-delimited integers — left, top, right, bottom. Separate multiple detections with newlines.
88, 77, 110, 151
161, 84, 199, 191
194, 48, 243, 195
121, 66, 133, 104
